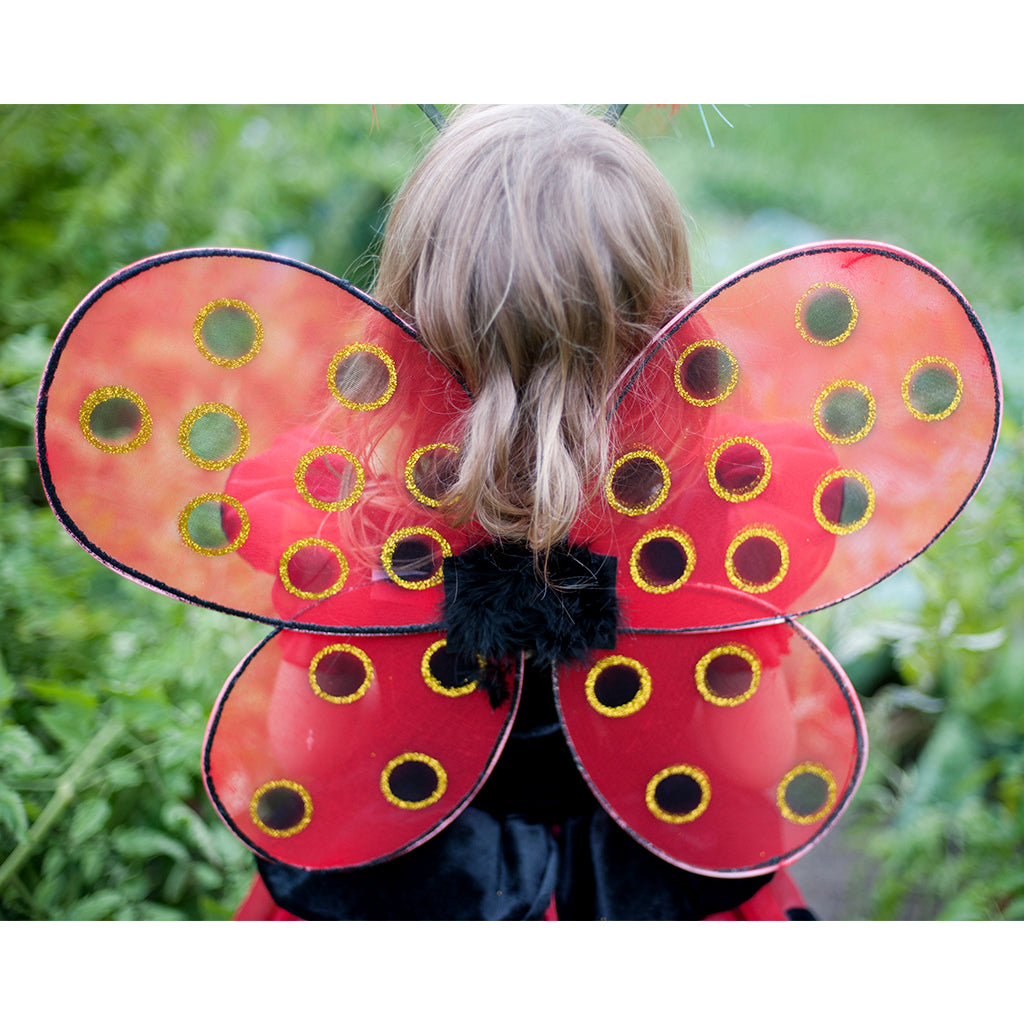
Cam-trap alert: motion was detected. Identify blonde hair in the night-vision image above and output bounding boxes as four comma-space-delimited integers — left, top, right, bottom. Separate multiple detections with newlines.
375, 105, 691, 550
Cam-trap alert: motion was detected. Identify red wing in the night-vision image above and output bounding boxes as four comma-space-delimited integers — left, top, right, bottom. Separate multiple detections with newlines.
557, 586, 866, 877
203, 625, 520, 870
576, 241, 1001, 630
36, 249, 480, 630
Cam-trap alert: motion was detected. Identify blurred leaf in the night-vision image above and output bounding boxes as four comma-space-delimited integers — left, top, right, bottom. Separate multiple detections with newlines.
66, 889, 127, 921
893, 713, 985, 827
79, 843, 107, 887
68, 796, 111, 844
102, 759, 144, 790
0, 782, 29, 842
24, 681, 99, 709
0, 724, 48, 773
113, 827, 189, 863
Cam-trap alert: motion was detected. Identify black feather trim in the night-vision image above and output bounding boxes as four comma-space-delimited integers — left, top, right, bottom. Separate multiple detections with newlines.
442, 542, 618, 694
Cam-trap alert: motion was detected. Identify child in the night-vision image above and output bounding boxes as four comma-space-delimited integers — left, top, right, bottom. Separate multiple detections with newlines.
376, 104, 690, 551
240, 104, 789, 920
45, 104, 995, 921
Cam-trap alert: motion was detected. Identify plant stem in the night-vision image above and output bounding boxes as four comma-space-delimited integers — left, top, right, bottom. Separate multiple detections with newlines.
0, 717, 123, 892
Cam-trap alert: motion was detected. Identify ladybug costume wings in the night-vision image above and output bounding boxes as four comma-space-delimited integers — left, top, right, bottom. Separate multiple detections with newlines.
36, 242, 1000, 881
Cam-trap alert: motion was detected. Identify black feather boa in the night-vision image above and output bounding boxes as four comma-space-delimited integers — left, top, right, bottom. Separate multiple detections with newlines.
441, 542, 618, 704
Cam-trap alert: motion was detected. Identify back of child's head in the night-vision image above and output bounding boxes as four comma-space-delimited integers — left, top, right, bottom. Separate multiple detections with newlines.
376, 104, 691, 550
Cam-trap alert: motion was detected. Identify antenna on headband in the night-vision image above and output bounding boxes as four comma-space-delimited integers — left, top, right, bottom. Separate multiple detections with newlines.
418, 105, 448, 132
418, 105, 628, 131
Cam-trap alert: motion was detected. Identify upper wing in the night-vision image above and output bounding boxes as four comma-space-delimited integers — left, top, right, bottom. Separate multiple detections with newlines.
575, 241, 1001, 630
36, 249, 480, 630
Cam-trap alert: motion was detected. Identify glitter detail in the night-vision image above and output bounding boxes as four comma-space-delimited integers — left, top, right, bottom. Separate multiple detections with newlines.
645, 765, 711, 824
585, 655, 652, 718
902, 355, 964, 421
706, 436, 772, 502
193, 298, 262, 367
673, 339, 739, 406
279, 538, 349, 600
327, 343, 398, 411
405, 442, 459, 507
813, 379, 876, 444
605, 449, 671, 516
420, 638, 479, 697
629, 528, 696, 593
381, 527, 451, 590
777, 763, 837, 824
250, 779, 312, 838
725, 525, 789, 594
178, 402, 250, 471
178, 493, 249, 556
795, 282, 858, 346
308, 643, 373, 704
380, 753, 448, 810
79, 385, 152, 453
694, 644, 761, 707
295, 445, 365, 511
813, 468, 876, 535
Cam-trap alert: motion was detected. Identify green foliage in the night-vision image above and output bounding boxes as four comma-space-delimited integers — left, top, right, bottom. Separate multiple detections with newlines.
644, 105, 1024, 312
642, 104, 1024, 917
0, 496, 268, 918
0, 104, 423, 341
2, 104, 1022, 919
0, 104, 422, 920
813, 423, 1024, 919
647, 104, 1024, 919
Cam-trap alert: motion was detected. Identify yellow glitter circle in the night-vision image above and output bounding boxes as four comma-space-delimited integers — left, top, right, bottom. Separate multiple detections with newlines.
178, 493, 250, 556
725, 525, 790, 594
605, 449, 671, 516
381, 527, 452, 590
250, 779, 312, 838
706, 435, 772, 503
308, 643, 373, 704
279, 538, 349, 600
380, 752, 448, 810
295, 445, 365, 511
795, 282, 859, 346
78, 385, 153, 453
645, 765, 711, 824
193, 298, 263, 368
405, 443, 460, 507
628, 528, 696, 594
813, 468, 876, 535
585, 655, 652, 718
673, 339, 739, 407
695, 644, 761, 707
328, 343, 398, 411
420, 639, 479, 697
902, 355, 964, 421
777, 763, 838, 825
177, 402, 250, 471
812, 379, 876, 445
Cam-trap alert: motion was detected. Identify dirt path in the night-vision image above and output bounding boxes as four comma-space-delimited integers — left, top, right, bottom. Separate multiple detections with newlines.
788, 824, 871, 920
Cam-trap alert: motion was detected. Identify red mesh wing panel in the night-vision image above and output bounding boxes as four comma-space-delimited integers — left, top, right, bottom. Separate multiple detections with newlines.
557, 587, 866, 877
575, 242, 1001, 631
204, 628, 520, 870
37, 249, 477, 629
